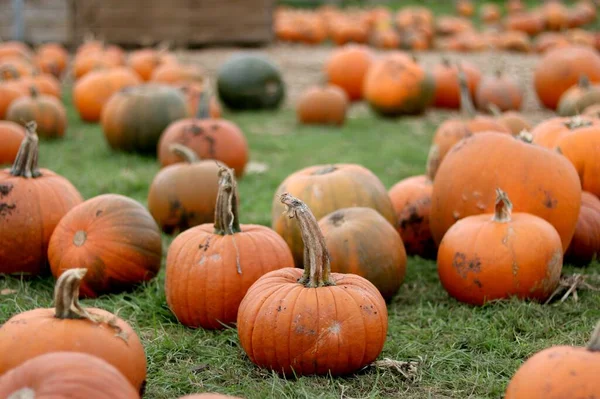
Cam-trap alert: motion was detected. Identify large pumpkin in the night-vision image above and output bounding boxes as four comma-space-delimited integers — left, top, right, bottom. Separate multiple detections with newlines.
238, 194, 387, 376
296, 84, 349, 126
0, 121, 26, 165
557, 75, 600, 117
475, 70, 523, 112
438, 189, 563, 305
271, 163, 397, 267
101, 84, 188, 154
165, 166, 293, 329
531, 115, 599, 148
217, 53, 285, 110
0, 123, 83, 275
48, 194, 162, 298
319, 207, 407, 301
324, 44, 374, 101
533, 45, 600, 110
6, 87, 67, 139
0, 352, 139, 399
431, 59, 481, 109
430, 132, 582, 252
566, 192, 600, 266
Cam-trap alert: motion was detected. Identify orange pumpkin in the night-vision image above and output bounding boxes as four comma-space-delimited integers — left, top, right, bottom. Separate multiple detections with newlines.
395, 7, 434, 33
72, 49, 125, 80
0, 41, 32, 60
128, 47, 178, 81
565, 28, 596, 48
497, 31, 532, 53
505, 322, 600, 398
565, 192, 600, 266
534, 45, 600, 110
19, 72, 62, 98
0, 79, 27, 119
0, 121, 26, 165
504, 12, 545, 36
557, 75, 600, 116
531, 115, 599, 148
176, 81, 222, 119
329, 18, 370, 46
165, 166, 293, 329
0, 352, 139, 399
438, 189, 563, 305
150, 63, 204, 85
507, 0, 525, 15
456, 0, 474, 17
238, 194, 387, 376
324, 44, 373, 101
0, 269, 147, 392
430, 132, 582, 252
475, 70, 523, 112
534, 32, 571, 53
296, 84, 348, 126
491, 108, 532, 135
35, 43, 69, 78
480, 4, 501, 24
372, 28, 400, 50
542, 1, 570, 31
583, 103, 600, 118
0, 57, 35, 79
435, 16, 474, 36
6, 87, 67, 139
432, 59, 481, 109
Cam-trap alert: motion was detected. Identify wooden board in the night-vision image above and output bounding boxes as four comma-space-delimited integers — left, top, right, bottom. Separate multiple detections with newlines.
0, 0, 71, 44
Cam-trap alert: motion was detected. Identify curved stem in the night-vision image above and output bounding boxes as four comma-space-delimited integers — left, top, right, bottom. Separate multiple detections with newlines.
587, 320, 600, 352
564, 115, 593, 130
10, 122, 42, 178
457, 63, 476, 119
213, 165, 241, 236
493, 188, 512, 223
280, 193, 334, 288
169, 143, 199, 163
54, 269, 96, 320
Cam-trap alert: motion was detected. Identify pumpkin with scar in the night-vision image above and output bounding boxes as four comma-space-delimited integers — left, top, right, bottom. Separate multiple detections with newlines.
437, 189, 563, 305
165, 166, 293, 329
237, 194, 387, 376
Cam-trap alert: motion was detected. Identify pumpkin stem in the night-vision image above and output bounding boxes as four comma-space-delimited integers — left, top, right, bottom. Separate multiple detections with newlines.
564, 115, 593, 130
457, 63, 476, 118
280, 193, 335, 288
488, 103, 502, 117
587, 320, 600, 352
493, 188, 512, 223
7, 388, 35, 399
516, 130, 533, 143
28, 85, 39, 98
169, 143, 199, 163
10, 121, 42, 178
213, 164, 242, 236
195, 78, 212, 120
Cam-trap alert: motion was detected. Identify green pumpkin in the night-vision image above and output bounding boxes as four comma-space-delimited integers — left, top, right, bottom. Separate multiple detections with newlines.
101, 84, 187, 154
217, 54, 285, 110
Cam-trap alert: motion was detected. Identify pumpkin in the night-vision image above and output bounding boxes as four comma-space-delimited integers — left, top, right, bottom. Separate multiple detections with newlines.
217, 54, 285, 111
456, 0, 474, 17
583, 103, 600, 118
363, 53, 435, 116
72, 50, 124, 80
296, 84, 348, 126
0, 121, 26, 165
430, 132, 582, 252
149, 144, 221, 234
534, 45, 600, 110
35, 43, 69, 78
565, 28, 596, 48
128, 47, 177, 81
531, 115, 599, 148
0, 41, 32, 60
0, 268, 147, 392
73, 67, 142, 122
565, 192, 600, 266
399, 30, 430, 51
48, 194, 162, 298
438, 189, 563, 305
324, 44, 373, 101
432, 58, 481, 109
490, 107, 532, 135
176, 81, 222, 119
497, 31, 532, 53
6, 87, 67, 139
329, 18, 370, 46
157, 93, 249, 177
0, 352, 139, 399
480, 4, 501, 24
150, 63, 204, 85
505, 322, 600, 398
319, 207, 406, 301
534, 32, 571, 53
542, 1, 570, 31
20, 72, 62, 98
435, 16, 474, 36
507, 0, 525, 15
395, 7, 434, 32
238, 194, 387, 376
389, 174, 437, 259
504, 12, 545, 36
165, 166, 293, 329
0, 123, 83, 275
568, 1, 597, 28
101, 84, 188, 154
0, 58, 35, 78
271, 164, 396, 267
0, 78, 28, 119
557, 75, 600, 116
372, 28, 400, 50
475, 70, 523, 112
426, 65, 511, 180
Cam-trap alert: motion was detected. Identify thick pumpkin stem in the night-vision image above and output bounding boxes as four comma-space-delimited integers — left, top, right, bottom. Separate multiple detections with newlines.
493, 188, 512, 223
457, 63, 476, 119
10, 121, 42, 178
516, 130, 533, 143
7, 388, 35, 399
54, 268, 98, 320
280, 193, 334, 288
213, 165, 241, 236
587, 320, 600, 352
169, 143, 199, 163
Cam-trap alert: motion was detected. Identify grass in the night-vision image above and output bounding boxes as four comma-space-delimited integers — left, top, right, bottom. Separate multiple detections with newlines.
1, 86, 600, 399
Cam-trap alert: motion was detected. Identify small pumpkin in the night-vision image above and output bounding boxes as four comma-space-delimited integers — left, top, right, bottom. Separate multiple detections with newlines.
480, 4, 501, 24
542, 1, 570, 31
128, 46, 178, 81
0, 268, 147, 392
432, 58, 481, 109
531, 115, 599, 148
6, 87, 67, 139
497, 31, 532, 53
505, 321, 600, 398
438, 189, 563, 305
0, 41, 32, 60
0, 352, 139, 399
583, 103, 600, 118
372, 27, 400, 50
557, 75, 600, 116
324, 44, 374, 101
507, 0, 525, 15
489, 106, 532, 135
534, 32, 571, 53
165, 166, 293, 329
150, 62, 204, 85
565, 192, 600, 266
475, 70, 523, 112
435, 16, 474, 36
35, 43, 69, 78
237, 194, 387, 376
456, 0, 474, 17
296, 84, 348, 126
0, 121, 26, 165
72, 49, 124, 80
0, 78, 28, 119
0, 57, 35, 79
504, 12, 545, 36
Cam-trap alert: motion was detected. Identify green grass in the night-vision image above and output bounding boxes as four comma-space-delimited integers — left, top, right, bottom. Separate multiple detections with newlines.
1, 89, 600, 399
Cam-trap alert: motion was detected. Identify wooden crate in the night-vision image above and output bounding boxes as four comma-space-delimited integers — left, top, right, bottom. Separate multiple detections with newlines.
0, 0, 71, 44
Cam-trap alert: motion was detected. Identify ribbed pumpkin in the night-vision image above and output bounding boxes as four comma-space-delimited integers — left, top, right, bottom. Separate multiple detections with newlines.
389, 173, 436, 259
324, 44, 374, 101
296, 84, 349, 126
6, 87, 67, 139
505, 322, 600, 399
475, 70, 523, 112
35, 43, 69, 78
0, 123, 83, 276
531, 115, 599, 148
534, 45, 600, 110
150, 63, 204, 85
238, 194, 387, 376
430, 132, 582, 252
0, 79, 27, 119
438, 189, 563, 306
557, 75, 600, 116
128, 47, 177, 81
165, 166, 293, 329
0, 269, 147, 392
0, 121, 26, 165
101, 84, 188, 154
271, 164, 397, 267
565, 192, 600, 266
73, 67, 142, 122
0, 352, 139, 399
149, 144, 221, 234
319, 207, 406, 301
432, 58, 481, 109
48, 194, 162, 298
363, 52, 435, 116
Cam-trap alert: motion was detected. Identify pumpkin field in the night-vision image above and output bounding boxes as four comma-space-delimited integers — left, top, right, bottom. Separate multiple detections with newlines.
2, 0, 600, 398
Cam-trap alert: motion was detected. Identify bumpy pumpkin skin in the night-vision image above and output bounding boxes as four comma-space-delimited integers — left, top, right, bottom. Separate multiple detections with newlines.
271, 164, 397, 267
432, 60, 481, 109
430, 133, 582, 252
0, 352, 139, 399
319, 207, 407, 301
48, 194, 163, 298
325, 44, 374, 101
566, 192, 600, 266
389, 175, 437, 259
101, 84, 188, 154
531, 116, 600, 148
296, 85, 349, 126
6, 91, 67, 139
0, 121, 26, 165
